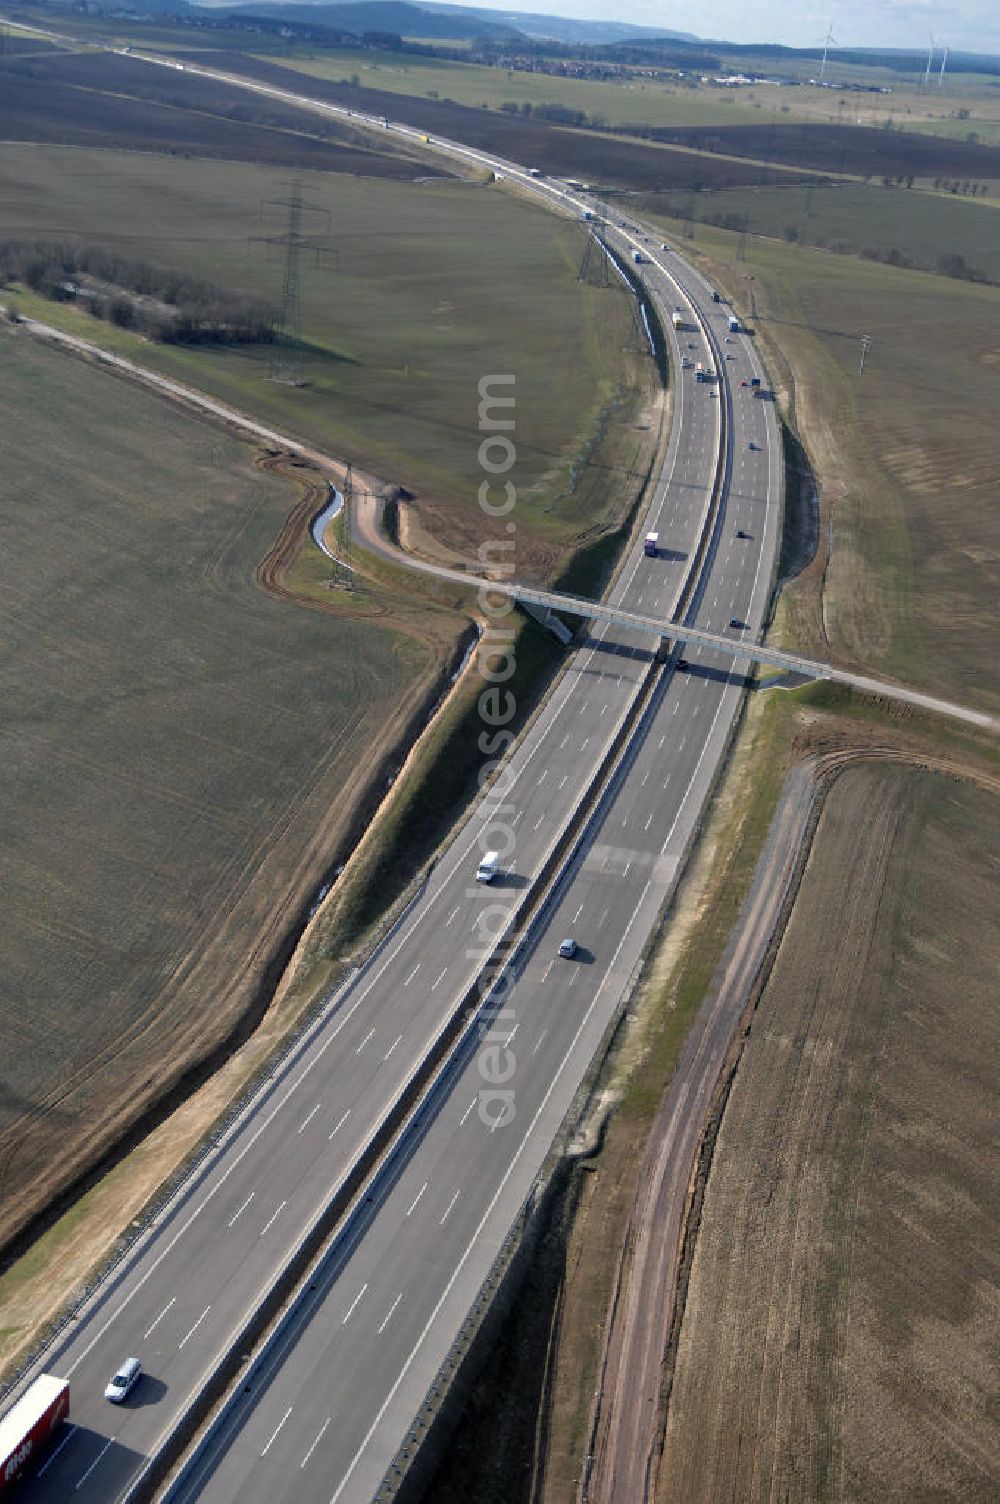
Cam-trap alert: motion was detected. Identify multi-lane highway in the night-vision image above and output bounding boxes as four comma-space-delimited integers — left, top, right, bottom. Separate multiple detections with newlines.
157, 254, 779, 1504
5, 47, 781, 1504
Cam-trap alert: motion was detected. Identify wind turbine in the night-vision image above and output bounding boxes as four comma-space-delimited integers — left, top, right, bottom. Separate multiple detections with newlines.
818, 22, 838, 85
924, 34, 935, 88
938, 44, 949, 85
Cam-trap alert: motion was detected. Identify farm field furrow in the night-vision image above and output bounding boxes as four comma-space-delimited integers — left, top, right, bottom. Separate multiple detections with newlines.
660, 762, 999, 1502
0, 335, 432, 1251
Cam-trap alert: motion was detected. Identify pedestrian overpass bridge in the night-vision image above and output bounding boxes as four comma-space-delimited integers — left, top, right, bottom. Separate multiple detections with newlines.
478, 577, 997, 735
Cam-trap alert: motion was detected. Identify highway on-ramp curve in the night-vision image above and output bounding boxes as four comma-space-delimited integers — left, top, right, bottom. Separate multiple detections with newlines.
10, 145, 778, 1502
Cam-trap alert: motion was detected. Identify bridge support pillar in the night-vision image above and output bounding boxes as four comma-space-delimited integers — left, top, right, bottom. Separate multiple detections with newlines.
519, 599, 574, 646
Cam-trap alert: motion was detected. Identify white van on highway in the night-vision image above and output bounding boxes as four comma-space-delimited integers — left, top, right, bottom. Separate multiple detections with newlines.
476, 851, 500, 884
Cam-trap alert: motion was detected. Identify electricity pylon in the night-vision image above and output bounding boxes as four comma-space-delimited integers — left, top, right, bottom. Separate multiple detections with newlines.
578, 216, 610, 287
253, 181, 337, 386
340, 463, 353, 587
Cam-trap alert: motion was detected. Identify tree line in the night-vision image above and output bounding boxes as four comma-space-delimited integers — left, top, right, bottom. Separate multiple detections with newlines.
932, 178, 991, 196
499, 99, 608, 128
0, 241, 277, 345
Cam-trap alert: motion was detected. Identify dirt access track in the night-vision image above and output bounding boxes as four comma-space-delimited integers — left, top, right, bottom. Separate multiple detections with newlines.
581, 740, 1000, 1504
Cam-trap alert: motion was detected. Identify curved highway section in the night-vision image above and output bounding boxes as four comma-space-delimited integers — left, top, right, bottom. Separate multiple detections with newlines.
8, 51, 782, 1504
160, 247, 779, 1504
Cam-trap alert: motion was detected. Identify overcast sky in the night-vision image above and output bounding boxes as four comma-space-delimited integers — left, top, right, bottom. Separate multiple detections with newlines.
460, 1, 1000, 56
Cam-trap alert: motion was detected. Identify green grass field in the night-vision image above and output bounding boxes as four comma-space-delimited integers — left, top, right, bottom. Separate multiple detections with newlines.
643, 214, 1000, 713
264, 47, 776, 129
638, 180, 1000, 283
0, 335, 433, 1247
261, 46, 1000, 141
905, 113, 1000, 146
0, 144, 637, 559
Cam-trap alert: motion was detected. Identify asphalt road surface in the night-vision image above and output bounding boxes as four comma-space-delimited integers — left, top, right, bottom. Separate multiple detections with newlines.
7, 57, 779, 1504
159, 281, 779, 1499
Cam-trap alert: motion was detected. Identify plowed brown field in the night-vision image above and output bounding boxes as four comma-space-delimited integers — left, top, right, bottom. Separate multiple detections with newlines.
0, 49, 445, 176
659, 762, 999, 1502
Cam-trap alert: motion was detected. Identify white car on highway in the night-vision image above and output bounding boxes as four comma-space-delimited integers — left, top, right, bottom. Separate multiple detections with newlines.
105, 1358, 142, 1403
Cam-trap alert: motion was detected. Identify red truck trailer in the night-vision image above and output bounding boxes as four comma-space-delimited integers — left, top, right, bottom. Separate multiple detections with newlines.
0, 1376, 70, 1494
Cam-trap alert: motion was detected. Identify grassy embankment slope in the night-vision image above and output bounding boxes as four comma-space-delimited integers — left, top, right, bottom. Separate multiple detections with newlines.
661, 763, 999, 1501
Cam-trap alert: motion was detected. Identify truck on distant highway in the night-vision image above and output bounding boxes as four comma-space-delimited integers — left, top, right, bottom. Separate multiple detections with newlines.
643, 531, 659, 557
0, 1376, 70, 1495
632, 250, 643, 264
727, 314, 741, 333
671, 310, 684, 329
711, 291, 721, 302
695, 362, 704, 381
